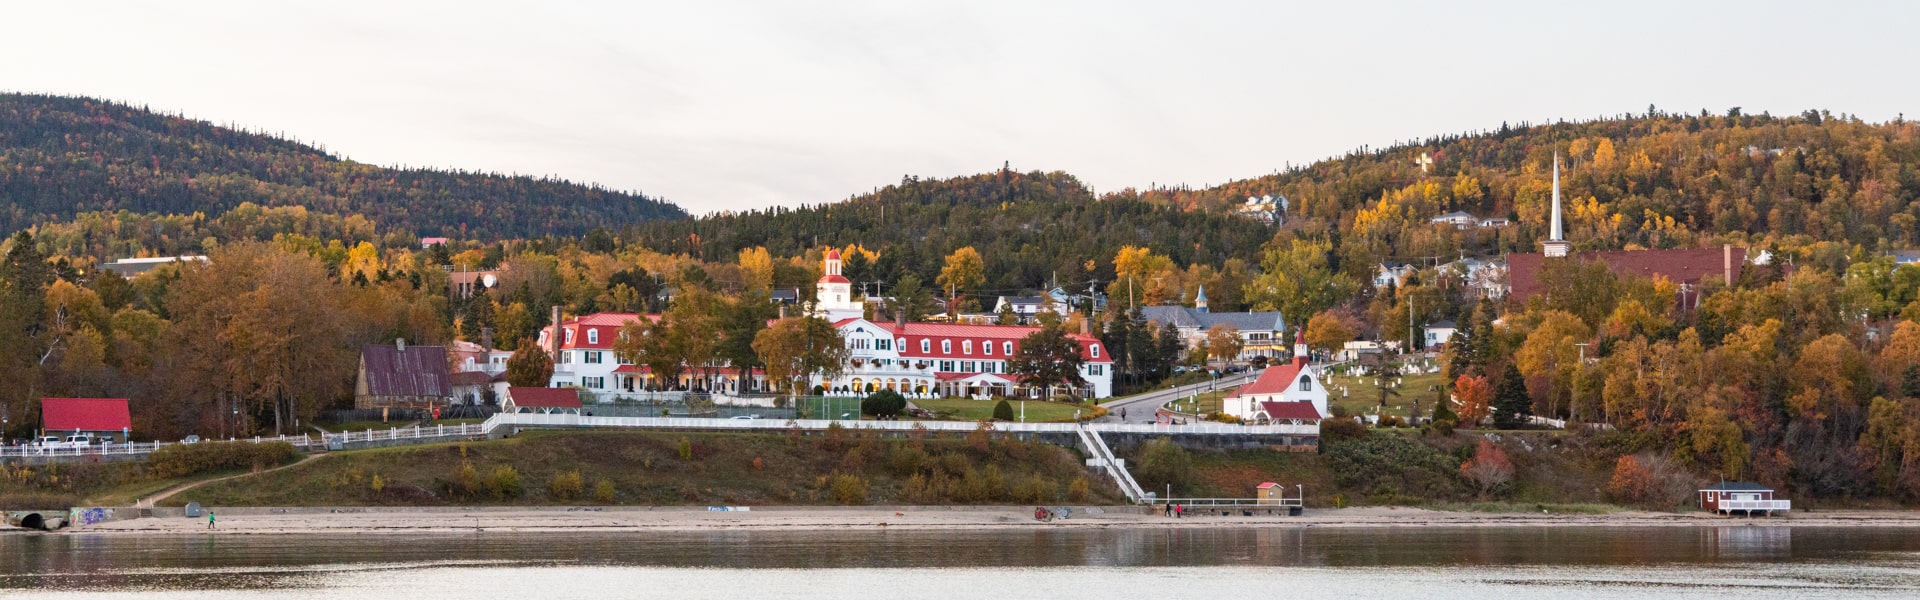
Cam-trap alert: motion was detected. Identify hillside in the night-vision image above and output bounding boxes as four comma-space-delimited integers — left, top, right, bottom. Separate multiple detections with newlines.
1122, 109, 1920, 272
624, 169, 1275, 292
0, 94, 686, 240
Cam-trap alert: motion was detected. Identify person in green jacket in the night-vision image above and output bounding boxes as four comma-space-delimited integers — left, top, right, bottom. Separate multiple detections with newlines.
207, 511, 215, 530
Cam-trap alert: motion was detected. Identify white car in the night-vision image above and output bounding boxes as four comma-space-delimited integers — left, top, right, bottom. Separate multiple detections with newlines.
62, 434, 95, 449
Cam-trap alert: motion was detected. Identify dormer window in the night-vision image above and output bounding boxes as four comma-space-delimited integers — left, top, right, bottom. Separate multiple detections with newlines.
565, 329, 574, 344
941, 340, 952, 354
984, 342, 993, 356
921, 339, 931, 353
587, 328, 599, 344
1090, 344, 1100, 358
963, 340, 972, 354
1003, 341, 1014, 355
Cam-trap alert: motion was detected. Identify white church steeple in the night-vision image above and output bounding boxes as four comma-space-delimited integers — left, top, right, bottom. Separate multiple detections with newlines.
1542, 152, 1571, 258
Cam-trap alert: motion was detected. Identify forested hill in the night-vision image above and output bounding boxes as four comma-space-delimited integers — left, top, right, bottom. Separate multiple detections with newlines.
0, 94, 686, 240
623, 169, 1275, 291
1119, 109, 1920, 271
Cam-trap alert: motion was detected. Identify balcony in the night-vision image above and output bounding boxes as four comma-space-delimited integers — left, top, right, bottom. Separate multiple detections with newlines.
1718, 500, 1790, 512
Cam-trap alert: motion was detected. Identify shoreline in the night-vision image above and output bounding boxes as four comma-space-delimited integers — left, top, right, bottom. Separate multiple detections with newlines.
20, 506, 1920, 536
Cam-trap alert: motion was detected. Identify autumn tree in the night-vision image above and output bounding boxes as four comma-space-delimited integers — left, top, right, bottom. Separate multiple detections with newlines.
1514, 310, 1593, 419
1243, 238, 1356, 325
505, 339, 554, 388
1459, 438, 1514, 497
1205, 324, 1242, 369
612, 316, 680, 391
936, 246, 985, 311
1010, 325, 1088, 400
738, 246, 775, 292
1453, 374, 1493, 427
752, 316, 848, 398
1304, 311, 1355, 356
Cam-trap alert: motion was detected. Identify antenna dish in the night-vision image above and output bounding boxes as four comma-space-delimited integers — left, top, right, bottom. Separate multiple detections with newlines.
481, 274, 498, 288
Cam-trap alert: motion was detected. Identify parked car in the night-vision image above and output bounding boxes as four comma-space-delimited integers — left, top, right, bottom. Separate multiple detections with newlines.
63, 434, 95, 448
181, 435, 202, 444
34, 436, 62, 448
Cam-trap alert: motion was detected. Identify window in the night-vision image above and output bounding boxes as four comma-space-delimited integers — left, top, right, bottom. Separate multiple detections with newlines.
921, 339, 931, 353
983, 342, 993, 356
963, 340, 973, 354
940, 361, 954, 372
941, 340, 952, 354
1089, 364, 1103, 376
586, 351, 604, 364
897, 338, 907, 351
565, 329, 574, 344
961, 361, 976, 372
852, 338, 869, 350
1003, 341, 1014, 355
584, 376, 605, 389
877, 338, 891, 351
1298, 376, 1312, 392
587, 328, 599, 344
1090, 344, 1100, 358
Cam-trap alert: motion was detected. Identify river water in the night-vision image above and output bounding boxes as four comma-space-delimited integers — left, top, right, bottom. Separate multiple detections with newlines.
3, 526, 1918, 598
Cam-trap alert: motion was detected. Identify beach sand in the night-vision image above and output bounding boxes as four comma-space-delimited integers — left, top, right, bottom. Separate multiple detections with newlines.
37, 506, 1920, 536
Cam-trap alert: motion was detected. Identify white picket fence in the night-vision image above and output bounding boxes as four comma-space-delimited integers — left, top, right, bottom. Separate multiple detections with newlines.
478, 413, 1319, 436
0, 433, 324, 459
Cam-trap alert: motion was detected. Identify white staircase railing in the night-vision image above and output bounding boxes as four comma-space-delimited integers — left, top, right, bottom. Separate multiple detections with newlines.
1076, 423, 1146, 504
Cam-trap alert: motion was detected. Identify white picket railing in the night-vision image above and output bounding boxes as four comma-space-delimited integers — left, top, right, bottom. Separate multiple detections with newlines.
1718, 500, 1791, 512
0, 433, 324, 459
318, 423, 488, 445
477, 413, 1319, 436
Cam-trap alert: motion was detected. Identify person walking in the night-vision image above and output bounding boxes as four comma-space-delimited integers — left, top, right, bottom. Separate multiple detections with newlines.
1175, 504, 1183, 519
207, 511, 216, 530
1163, 503, 1172, 517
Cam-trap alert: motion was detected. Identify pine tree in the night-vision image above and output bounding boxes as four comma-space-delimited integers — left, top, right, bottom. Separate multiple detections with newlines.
1492, 364, 1532, 429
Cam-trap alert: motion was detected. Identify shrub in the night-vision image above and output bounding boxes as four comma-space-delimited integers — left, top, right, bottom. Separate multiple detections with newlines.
1608, 455, 1653, 506
593, 479, 617, 504
887, 446, 930, 477
1323, 433, 1462, 501
447, 461, 481, 497
549, 470, 585, 501
486, 465, 523, 499
752, 456, 765, 471
1321, 418, 1369, 443
369, 473, 387, 494
1459, 438, 1515, 497
862, 389, 909, 419
991, 399, 1014, 421
1067, 477, 1091, 502
676, 437, 694, 461
828, 473, 868, 504
1133, 438, 1193, 491
1608, 453, 1698, 509
1014, 475, 1056, 504
147, 441, 299, 479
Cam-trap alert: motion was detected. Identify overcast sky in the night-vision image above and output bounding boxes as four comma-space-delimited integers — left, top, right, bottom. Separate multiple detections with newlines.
4, 1, 1915, 215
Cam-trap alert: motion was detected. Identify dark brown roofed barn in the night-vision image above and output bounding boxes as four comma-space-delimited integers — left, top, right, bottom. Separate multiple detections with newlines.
354, 340, 452, 410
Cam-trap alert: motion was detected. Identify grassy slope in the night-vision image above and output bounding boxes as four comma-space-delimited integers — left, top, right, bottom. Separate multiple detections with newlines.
165, 430, 1121, 507
909, 399, 1097, 422
1119, 429, 1628, 509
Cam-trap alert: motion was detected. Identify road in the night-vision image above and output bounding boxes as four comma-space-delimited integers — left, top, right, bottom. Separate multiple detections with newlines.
1098, 370, 1262, 423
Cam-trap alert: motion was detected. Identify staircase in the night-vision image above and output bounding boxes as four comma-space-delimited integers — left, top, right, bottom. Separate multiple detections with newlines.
1076, 423, 1147, 504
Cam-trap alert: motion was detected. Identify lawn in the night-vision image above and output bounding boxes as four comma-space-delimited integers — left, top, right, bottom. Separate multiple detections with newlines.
1161, 390, 1231, 416
908, 398, 1100, 422
1323, 367, 1448, 419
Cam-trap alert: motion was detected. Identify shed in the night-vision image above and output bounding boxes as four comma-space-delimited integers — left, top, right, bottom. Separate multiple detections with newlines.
1700, 482, 1790, 516
354, 339, 452, 410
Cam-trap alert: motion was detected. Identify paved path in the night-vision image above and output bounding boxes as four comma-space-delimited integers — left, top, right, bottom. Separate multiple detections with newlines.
1097, 371, 1260, 423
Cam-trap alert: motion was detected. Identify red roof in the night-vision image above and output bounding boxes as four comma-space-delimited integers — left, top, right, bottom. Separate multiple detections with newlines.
506, 387, 582, 409
1258, 401, 1324, 420
1507, 247, 1742, 302
825, 248, 842, 260
819, 274, 851, 284
42, 398, 132, 432
1256, 482, 1281, 489
541, 312, 662, 350
850, 320, 1112, 363
1230, 360, 1307, 398
933, 372, 1018, 382
448, 371, 494, 386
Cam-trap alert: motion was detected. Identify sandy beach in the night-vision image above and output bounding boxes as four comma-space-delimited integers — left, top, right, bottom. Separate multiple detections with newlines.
22, 506, 1920, 536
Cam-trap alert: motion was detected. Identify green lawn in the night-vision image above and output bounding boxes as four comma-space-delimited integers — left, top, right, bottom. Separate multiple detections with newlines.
1323, 368, 1448, 418
1162, 390, 1231, 415
908, 398, 1098, 422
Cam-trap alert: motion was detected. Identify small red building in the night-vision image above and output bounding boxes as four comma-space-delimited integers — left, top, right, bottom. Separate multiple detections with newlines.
41, 398, 133, 441
1700, 482, 1790, 516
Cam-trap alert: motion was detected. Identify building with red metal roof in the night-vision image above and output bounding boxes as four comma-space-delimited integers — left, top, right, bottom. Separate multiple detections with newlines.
1222, 329, 1327, 421
501, 387, 583, 414
40, 398, 133, 438
828, 317, 1113, 399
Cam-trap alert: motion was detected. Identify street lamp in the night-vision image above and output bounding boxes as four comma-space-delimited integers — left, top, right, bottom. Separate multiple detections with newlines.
231, 407, 239, 440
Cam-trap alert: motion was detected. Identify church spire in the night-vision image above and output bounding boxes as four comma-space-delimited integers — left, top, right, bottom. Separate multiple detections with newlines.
1195, 285, 1209, 313
1542, 151, 1571, 258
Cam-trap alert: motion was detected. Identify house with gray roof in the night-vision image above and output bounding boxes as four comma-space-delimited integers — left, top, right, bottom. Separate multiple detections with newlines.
1139, 286, 1287, 361
354, 339, 453, 410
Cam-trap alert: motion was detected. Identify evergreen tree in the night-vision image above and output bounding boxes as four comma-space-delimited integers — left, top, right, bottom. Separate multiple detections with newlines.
1156, 321, 1184, 378
1492, 364, 1532, 429
890, 274, 934, 322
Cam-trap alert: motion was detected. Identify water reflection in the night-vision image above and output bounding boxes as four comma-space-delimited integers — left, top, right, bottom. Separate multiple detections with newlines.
2, 526, 1918, 596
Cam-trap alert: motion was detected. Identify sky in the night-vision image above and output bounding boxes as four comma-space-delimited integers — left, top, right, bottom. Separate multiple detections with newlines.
3, 1, 1916, 215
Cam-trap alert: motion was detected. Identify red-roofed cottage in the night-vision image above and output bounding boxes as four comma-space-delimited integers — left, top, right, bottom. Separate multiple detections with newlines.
501, 387, 584, 414
1223, 331, 1327, 422
41, 398, 133, 439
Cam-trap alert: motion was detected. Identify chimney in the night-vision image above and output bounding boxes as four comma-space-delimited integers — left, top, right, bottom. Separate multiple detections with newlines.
1080, 313, 1092, 336
778, 304, 787, 319
480, 327, 494, 352
395, 338, 406, 351
1723, 244, 1734, 287
895, 304, 907, 329
550, 305, 563, 358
